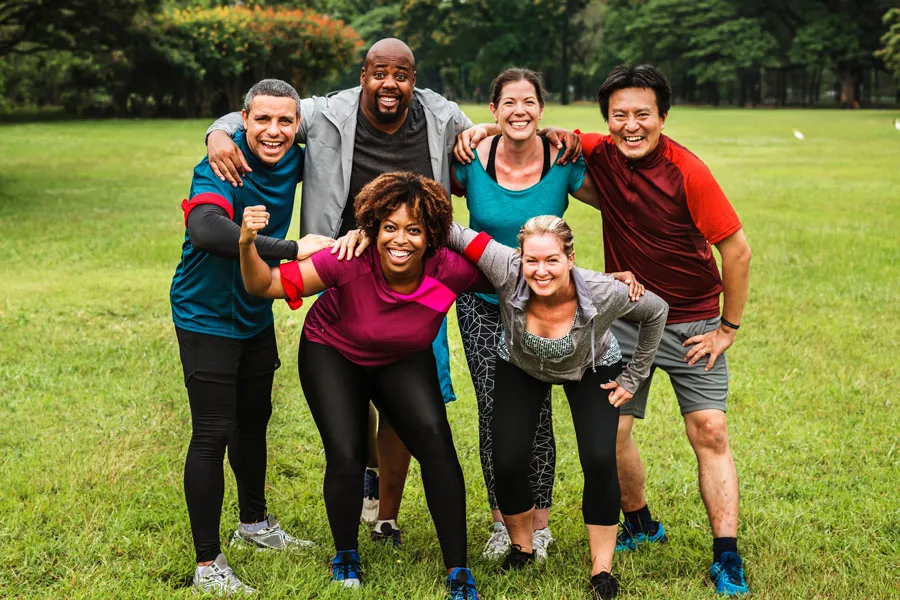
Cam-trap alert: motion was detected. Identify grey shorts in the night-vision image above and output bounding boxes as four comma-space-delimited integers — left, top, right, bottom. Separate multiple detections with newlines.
610, 317, 729, 419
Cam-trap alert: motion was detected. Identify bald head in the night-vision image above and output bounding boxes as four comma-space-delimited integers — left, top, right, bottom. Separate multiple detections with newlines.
365, 38, 415, 68
359, 38, 417, 132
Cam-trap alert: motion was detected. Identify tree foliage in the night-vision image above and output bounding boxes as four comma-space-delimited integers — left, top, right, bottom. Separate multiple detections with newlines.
877, 8, 900, 80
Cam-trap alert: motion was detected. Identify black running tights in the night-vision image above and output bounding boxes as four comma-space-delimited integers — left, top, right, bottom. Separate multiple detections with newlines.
492, 358, 622, 526
297, 332, 467, 569
183, 373, 273, 561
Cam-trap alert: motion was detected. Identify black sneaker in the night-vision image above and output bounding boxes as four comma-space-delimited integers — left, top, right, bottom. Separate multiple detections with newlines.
501, 544, 534, 571
370, 521, 403, 547
590, 571, 619, 599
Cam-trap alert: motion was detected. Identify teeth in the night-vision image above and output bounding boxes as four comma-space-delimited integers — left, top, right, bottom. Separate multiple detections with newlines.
389, 249, 410, 258
624, 136, 643, 142
261, 141, 281, 148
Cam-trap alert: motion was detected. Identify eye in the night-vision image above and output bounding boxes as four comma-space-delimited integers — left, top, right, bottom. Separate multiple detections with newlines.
396, 74, 407, 81
408, 227, 422, 235
383, 223, 395, 231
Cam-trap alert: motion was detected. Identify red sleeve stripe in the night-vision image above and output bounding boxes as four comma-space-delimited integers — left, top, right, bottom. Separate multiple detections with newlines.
463, 231, 492, 263
181, 193, 234, 227
278, 261, 304, 310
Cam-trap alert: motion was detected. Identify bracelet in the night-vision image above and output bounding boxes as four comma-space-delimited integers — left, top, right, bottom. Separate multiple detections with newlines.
720, 317, 740, 331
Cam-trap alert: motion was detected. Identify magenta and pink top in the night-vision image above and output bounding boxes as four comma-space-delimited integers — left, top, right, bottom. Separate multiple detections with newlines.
279, 246, 483, 367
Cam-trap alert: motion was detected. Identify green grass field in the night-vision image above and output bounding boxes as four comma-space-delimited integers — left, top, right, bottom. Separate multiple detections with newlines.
1, 105, 898, 599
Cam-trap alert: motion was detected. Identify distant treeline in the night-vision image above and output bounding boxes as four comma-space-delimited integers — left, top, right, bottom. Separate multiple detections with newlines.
2, 1, 900, 116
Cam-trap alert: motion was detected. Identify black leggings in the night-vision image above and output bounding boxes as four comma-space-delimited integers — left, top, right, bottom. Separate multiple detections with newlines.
298, 332, 467, 569
492, 358, 622, 526
177, 326, 277, 563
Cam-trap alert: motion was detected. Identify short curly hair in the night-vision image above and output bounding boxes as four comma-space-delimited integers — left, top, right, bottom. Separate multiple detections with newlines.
354, 172, 453, 253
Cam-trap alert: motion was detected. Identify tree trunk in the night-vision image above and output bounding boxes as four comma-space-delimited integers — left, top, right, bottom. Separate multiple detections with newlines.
560, 1, 571, 105
840, 71, 857, 108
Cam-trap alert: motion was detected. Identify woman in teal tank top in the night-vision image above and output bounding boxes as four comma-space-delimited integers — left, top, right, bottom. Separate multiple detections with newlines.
450, 68, 601, 563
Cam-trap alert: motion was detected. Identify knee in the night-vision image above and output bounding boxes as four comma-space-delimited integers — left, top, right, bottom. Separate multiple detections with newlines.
616, 416, 634, 449
407, 418, 456, 463
580, 445, 617, 481
687, 413, 730, 455
189, 421, 232, 459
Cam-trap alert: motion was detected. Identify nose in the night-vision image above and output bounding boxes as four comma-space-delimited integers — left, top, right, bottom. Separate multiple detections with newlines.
382, 74, 398, 89
266, 119, 280, 136
623, 116, 640, 132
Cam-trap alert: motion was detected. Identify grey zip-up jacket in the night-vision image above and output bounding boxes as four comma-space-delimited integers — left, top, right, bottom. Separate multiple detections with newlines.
450, 224, 668, 392
206, 87, 473, 238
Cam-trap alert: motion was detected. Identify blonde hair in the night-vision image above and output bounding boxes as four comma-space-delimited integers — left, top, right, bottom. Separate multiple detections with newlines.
517, 215, 575, 259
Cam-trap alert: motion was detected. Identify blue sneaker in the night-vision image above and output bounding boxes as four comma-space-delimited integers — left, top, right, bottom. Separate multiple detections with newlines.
446, 567, 479, 600
709, 551, 749, 596
615, 521, 667, 552
330, 550, 361, 588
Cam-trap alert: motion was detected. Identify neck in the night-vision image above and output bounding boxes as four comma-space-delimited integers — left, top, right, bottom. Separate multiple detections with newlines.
363, 107, 409, 135
529, 276, 576, 308
499, 135, 542, 167
382, 262, 425, 294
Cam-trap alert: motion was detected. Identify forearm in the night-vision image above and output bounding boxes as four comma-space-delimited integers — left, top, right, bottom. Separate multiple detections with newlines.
616, 291, 668, 393
239, 240, 278, 297
188, 205, 297, 260
204, 111, 244, 142
720, 255, 750, 327
717, 230, 751, 328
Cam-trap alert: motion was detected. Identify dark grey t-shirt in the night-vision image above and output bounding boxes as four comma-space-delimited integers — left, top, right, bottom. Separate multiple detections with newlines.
338, 97, 433, 236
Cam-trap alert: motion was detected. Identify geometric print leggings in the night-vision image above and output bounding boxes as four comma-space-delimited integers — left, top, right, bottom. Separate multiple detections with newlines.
456, 292, 556, 511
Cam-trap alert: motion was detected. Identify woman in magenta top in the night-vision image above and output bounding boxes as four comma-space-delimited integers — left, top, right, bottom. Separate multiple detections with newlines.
238, 172, 482, 600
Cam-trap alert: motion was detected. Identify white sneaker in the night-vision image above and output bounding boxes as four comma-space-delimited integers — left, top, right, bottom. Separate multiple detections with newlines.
531, 527, 554, 563
193, 554, 255, 596
482, 521, 512, 560
230, 514, 314, 550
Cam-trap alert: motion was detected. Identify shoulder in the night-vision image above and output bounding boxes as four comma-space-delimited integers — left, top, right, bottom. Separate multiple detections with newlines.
191, 157, 233, 199
578, 132, 613, 157
316, 87, 361, 119
662, 136, 715, 181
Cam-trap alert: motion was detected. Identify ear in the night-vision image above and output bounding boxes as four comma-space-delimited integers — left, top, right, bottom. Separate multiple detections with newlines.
660, 113, 667, 129
360, 66, 366, 86
241, 108, 249, 130
489, 102, 498, 122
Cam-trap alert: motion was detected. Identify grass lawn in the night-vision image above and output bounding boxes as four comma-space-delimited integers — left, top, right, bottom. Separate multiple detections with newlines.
1, 105, 898, 599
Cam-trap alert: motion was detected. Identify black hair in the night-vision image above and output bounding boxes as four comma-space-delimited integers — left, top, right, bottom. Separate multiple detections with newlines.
596, 64, 671, 121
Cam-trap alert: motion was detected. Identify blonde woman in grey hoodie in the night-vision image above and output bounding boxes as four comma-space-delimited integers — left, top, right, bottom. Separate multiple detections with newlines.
450, 216, 667, 600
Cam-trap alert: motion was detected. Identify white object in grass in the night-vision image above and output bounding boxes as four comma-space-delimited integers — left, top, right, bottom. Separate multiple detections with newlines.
793, 129, 805, 140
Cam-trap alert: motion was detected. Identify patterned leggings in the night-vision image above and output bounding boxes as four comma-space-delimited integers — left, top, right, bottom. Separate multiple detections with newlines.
456, 293, 555, 510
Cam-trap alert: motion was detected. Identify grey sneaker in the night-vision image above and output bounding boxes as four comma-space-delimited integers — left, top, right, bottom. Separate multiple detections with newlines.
482, 521, 512, 560
230, 514, 314, 550
531, 527, 554, 563
193, 554, 255, 596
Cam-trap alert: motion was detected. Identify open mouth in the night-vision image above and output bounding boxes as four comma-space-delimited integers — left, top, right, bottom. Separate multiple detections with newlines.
377, 95, 400, 110
622, 135, 645, 144
508, 120, 531, 130
259, 140, 284, 152
387, 248, 412, 263
533, 277, 554, 288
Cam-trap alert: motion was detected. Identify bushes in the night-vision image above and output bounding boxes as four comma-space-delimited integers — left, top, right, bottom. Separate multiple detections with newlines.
2, 5, 362, 117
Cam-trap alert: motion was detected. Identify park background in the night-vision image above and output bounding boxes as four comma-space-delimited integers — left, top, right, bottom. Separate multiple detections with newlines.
1, 1, 899, 598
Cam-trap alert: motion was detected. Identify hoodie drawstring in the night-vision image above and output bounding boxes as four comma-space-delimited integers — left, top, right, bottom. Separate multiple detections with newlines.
591, 320, 596, 373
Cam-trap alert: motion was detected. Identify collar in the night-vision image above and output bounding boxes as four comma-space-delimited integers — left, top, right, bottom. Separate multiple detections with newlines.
620, 134, 668, 169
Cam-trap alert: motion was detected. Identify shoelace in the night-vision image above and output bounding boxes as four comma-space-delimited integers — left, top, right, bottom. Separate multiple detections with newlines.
451, 570, 477, 599
721, 559, 745, 585
335, 553, 356, 580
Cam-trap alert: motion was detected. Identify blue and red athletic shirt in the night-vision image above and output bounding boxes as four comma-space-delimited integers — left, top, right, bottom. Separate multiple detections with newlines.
170, 131, 303, 339
579, 133, 742, 324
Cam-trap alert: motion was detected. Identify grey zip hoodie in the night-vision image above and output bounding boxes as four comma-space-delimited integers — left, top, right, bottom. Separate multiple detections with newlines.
450, 224, 668, 392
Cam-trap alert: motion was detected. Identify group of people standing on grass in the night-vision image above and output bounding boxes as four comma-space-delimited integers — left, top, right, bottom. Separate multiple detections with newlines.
169, 37, 752, 600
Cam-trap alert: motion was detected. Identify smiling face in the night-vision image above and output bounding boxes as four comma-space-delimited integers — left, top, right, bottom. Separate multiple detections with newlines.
241, 95, 300, 166
607, 87, 666, 160
490, 78, 544, 142
376, 203, 427, 281
360, 43, 416, 129
521, 233, 574, 298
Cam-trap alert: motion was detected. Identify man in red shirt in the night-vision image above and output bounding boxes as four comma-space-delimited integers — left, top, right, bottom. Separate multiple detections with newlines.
579, 65, 752, 596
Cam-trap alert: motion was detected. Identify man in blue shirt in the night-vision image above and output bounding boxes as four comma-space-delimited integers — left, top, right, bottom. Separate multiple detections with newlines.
171, 78, 334, 595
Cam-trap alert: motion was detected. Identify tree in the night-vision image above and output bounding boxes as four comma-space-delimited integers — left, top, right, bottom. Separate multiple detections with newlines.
876, 8, 900, 80
0, 0, 161, 57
